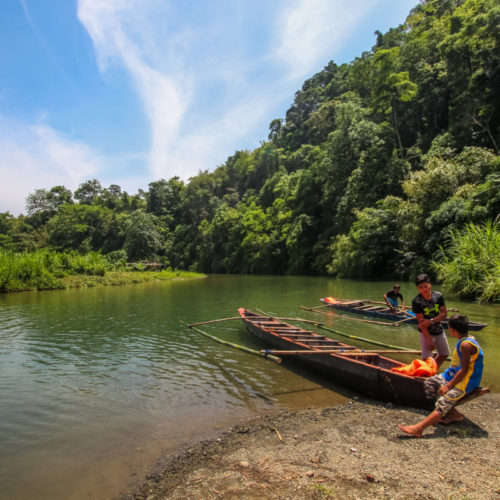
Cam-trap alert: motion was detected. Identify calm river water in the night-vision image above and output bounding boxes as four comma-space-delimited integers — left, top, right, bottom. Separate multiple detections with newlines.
0, 275, 498, 499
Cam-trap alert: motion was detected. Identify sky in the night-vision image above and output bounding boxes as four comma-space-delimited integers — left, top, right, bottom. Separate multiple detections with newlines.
0, 0, 417, 215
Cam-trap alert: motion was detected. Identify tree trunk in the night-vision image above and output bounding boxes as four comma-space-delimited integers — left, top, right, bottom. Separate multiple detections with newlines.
392, 104, 404, 157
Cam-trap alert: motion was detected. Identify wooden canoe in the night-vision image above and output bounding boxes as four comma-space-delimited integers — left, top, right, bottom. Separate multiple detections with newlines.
320, 298, 488, 331
238, 308, 433, 409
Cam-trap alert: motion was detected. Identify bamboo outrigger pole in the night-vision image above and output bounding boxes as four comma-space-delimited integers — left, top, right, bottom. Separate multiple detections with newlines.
189, 316, 320, 328
188, 317, 240, 327
260, 349, 424, 356
180, 320, 282, 364
313, 323, 415, 351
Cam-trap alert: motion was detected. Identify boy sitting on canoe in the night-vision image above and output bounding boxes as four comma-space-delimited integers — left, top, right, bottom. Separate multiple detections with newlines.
384, 283, 405, 311
398, 314, 484, 437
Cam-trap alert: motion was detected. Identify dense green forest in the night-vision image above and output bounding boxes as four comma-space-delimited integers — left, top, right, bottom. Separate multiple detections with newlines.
1, 0, 499, 301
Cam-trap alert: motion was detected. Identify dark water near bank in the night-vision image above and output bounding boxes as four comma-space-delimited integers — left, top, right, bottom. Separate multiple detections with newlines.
0, 275, 498, 499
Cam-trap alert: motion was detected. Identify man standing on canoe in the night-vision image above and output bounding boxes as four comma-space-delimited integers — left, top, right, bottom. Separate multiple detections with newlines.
412, 274, 450, 369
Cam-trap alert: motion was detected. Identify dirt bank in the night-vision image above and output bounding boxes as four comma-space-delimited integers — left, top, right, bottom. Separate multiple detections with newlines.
132, 394, 499, 500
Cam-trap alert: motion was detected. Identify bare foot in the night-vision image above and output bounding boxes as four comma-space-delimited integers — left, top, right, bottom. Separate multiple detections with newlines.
398, 424, 423, 437
440, 410, 465, 425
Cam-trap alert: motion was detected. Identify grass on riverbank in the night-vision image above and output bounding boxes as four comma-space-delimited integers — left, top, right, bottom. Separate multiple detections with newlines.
0, 249, 204, 292
59, 269, 205, 289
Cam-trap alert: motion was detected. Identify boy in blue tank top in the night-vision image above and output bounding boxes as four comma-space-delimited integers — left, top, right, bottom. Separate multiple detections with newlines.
398, 314, 484, 438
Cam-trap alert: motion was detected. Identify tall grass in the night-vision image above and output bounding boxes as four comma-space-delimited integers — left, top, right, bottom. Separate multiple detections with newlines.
0, 249, 202, 292
433, 221, 500, 303
0, 250, 112, 292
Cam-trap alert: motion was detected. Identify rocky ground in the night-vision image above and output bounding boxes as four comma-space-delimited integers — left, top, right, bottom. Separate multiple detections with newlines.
131, 394, 499, 500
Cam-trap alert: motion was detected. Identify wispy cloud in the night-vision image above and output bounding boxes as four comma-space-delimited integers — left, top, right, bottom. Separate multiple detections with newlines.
273, 0, 372, 78
76, 0, 381, 184
77, 0, 287, 181
0, 116, 104, 214
78, 0, 190, 180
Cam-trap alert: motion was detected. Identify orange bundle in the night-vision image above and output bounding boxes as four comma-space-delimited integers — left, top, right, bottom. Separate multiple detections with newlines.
391, 357, 437, 377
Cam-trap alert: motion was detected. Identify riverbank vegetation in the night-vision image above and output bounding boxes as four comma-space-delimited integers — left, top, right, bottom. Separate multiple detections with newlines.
0, 249, 203, 292
1, 0, 499, 301
434, 221, 500, 303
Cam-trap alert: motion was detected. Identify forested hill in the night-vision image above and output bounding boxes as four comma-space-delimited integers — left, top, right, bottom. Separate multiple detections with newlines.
1, 0, 499, 299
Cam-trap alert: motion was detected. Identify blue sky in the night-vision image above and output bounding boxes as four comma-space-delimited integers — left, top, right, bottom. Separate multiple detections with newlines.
0, 0, 417, 215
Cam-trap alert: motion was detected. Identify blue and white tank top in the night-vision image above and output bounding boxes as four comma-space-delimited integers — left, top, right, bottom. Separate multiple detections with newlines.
442, 336, 483, 393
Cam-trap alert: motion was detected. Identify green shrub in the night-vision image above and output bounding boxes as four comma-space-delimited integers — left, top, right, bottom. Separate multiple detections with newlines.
434, 221, 500, 303
106, 249, 128, 270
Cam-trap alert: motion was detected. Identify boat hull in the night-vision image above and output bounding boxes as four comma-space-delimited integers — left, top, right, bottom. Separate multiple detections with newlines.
239, 308, 433, 409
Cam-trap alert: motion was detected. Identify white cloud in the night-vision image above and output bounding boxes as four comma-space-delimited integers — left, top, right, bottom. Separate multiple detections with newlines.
77, 0, 283, 181
78, 0, 190, 180
0, 117, 104, 214
273, 0, 372, 78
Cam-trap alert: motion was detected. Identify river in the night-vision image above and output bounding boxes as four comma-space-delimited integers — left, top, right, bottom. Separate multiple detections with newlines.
0, 275, 498, 499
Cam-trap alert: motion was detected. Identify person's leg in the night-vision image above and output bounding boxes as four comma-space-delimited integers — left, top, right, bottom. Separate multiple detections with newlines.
399, 377, 449, 437
440, 408, 464, 424
423, 374, 443, 399
433, 332, 450, 369
419, 330, 433, 360
387, 297, 398, 311
398, 410, 443, 437
437, 387, 465, 424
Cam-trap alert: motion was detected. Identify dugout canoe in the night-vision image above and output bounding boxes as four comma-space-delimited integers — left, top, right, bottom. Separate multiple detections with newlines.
238, 308, 433, 409
319, 298, 488, 331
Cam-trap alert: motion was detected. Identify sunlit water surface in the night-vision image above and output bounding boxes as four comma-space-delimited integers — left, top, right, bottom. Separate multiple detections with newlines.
0, 275, 498, 499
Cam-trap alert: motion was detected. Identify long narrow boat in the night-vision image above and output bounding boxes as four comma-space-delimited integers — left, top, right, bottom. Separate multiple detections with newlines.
320, 297, 488, 331
238, 308, 433, 409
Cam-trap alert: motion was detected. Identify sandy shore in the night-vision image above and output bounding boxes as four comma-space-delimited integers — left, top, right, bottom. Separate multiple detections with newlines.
131, 393, 499, 499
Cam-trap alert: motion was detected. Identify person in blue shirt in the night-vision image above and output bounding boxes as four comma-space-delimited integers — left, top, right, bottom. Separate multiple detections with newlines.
398, 314, 484, 437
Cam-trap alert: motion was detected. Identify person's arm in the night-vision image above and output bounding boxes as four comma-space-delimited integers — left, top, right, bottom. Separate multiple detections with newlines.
431, 294, 447, 325
384, 292, 391, 307
400, 295, 405, 310
421, 304, 447, 330
431, 305, 447, 326
415, 312, 433, 349
437, 342, 476, 396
